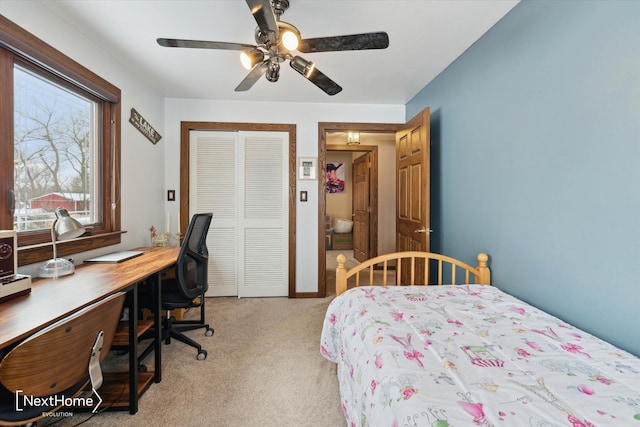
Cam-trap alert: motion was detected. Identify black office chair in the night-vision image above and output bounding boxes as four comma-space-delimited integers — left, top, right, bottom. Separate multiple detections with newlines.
0, 292, 125, 426
159, 212, 214, 360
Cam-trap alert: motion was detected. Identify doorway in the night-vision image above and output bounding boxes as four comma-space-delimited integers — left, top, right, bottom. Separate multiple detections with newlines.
318, 110, 431, 297
318, 122, 399, 297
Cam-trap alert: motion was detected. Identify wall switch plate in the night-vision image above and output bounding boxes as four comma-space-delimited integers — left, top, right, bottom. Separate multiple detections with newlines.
300, 191, 308, 202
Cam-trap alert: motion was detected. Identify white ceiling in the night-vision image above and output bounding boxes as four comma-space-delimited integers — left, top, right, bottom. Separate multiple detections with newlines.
40, 0, 519, 105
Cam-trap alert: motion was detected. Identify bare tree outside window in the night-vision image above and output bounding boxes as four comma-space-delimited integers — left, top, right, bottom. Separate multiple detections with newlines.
13, 65, 98, 231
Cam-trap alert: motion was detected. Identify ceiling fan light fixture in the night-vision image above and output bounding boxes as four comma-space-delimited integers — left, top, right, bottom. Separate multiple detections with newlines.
266, 61, 280, 82
290, 56, 315, 78
281, 30, 299, 51
240, 49, 264, 70
277, 21, 300, 52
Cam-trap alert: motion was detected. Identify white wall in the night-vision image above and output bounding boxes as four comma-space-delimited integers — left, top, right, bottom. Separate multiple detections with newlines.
164, 99, 404, 292
2, 3, 168, 274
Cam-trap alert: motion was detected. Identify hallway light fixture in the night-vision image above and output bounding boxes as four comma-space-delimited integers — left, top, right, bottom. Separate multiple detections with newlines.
347, 131, 360, 145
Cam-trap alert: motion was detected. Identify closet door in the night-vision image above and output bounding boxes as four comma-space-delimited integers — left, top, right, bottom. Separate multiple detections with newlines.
190, 130, 289, 297
190, 131, 238, 296
238, 132, 289, 297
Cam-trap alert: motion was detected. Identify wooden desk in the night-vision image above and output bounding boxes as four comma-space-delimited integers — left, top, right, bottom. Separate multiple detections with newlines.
0, 246, 180, 414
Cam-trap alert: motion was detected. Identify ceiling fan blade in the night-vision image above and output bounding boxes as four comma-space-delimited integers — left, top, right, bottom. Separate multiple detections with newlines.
157, 38, 254, 51
304, 67, 342, 96
298, 32, 389, 53
235, 61, 269, 92
245, 0, 279, 43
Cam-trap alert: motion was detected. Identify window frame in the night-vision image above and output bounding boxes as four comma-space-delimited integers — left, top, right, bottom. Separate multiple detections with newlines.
0, 15, 122, 266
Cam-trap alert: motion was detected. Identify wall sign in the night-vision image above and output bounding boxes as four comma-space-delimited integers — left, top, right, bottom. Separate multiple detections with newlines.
129, 108, 162, 144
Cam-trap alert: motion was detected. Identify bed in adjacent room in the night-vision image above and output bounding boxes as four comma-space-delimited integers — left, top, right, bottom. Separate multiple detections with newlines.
321, 251, 640, 426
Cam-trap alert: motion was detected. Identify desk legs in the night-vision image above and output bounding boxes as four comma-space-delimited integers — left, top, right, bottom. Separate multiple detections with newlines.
126, 273, 164, 414
104, 271, 167, 413
127, 285, 139, 415
153, 271, 162, 383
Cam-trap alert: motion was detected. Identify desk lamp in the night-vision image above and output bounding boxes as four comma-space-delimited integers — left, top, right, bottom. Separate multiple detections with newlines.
38, 207, 85, 278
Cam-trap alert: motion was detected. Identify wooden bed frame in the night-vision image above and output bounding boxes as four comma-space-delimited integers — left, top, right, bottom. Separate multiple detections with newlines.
335, 251, 490, 296
326, 251, 640, 426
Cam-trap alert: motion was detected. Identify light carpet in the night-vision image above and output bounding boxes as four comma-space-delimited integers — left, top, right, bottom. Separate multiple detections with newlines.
46, 295, 345, 427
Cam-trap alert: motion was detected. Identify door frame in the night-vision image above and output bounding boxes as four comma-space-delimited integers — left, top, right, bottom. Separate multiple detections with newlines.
318, 122, 401, 297
180, 121, 297, 298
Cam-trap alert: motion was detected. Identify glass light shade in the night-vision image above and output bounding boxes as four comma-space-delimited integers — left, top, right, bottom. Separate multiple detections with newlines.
347, 132, 360, 145
240, 50, 264, 70
281, 30, 299, 51
240, 52, 251, 70
38, 208, 85, 279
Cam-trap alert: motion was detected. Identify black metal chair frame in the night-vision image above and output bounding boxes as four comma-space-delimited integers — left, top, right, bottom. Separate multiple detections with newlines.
159, 213, 214, 360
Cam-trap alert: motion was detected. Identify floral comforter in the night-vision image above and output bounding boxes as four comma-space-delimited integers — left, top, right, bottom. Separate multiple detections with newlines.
320, 285, 640, 427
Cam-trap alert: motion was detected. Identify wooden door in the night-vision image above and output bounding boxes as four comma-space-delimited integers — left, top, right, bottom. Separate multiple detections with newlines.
396, 108, 430, 283
352, 153, 370, 262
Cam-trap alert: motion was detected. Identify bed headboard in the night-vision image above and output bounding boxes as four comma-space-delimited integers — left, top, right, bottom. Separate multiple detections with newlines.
335, 251, 490, 296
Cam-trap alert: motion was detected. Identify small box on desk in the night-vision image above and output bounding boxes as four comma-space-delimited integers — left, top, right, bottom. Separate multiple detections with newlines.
0, 230, 31, 303
0, 275, 31, 303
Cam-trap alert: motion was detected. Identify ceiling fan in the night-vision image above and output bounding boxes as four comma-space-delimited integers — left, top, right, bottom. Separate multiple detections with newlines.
157, 0, 389, 96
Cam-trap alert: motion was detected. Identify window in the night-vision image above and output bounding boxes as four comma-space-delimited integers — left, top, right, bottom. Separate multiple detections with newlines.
14, 64, 99, 230
0, 16, 122, 266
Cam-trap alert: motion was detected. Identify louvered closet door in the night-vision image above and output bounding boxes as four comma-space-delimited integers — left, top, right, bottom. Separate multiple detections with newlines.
189, 130, 289, 297
190, 131, 238, 296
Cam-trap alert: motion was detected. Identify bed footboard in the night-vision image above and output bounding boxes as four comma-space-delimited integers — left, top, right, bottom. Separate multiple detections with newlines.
335, 251, 490, 296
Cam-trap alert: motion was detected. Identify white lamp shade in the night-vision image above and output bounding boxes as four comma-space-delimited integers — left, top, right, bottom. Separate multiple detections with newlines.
54, 208, 85, 241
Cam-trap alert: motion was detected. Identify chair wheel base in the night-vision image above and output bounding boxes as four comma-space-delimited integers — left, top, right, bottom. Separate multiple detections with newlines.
205, 327, 214, 336
197, 350, 207, 360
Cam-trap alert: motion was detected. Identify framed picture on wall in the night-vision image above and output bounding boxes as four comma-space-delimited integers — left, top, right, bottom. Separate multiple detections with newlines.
326, 162, 345, 193
298, 157, 317, 180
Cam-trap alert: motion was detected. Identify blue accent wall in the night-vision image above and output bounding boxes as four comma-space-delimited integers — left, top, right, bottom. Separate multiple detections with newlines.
407, 1, 640, 356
